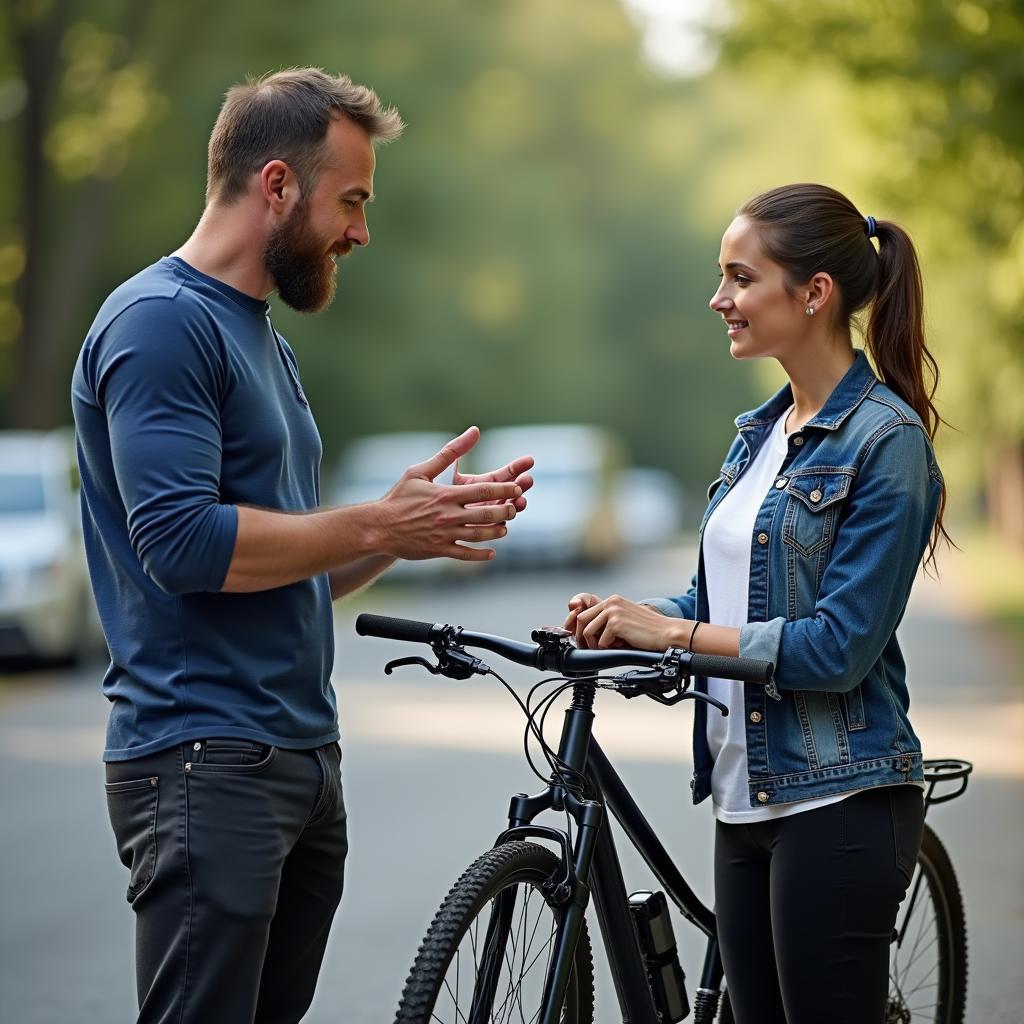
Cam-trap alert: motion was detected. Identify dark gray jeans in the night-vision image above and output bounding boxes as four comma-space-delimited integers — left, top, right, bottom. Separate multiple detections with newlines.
105, 738, 348, 1024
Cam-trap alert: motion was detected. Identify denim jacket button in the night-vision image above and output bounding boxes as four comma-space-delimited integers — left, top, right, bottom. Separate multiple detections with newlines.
757, 532, 769, 545
809, 488, 823, 503
793, 435, 804, 446
749, 711, 763, 724
774, 477, 787, 489
756, 791, 770, 804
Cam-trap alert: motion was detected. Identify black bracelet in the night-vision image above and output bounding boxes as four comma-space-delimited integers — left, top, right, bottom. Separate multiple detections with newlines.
686, 620, 701, 651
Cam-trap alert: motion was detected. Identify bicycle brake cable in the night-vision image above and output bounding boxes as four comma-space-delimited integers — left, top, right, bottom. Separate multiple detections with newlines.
529, 677, 585, 790
482, 667, 568, 786
488, 668, 594, 791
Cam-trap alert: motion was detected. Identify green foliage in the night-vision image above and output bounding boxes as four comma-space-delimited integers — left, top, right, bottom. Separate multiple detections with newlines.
719, 0, 1024, 497
3, 0, 761, 492
13, 0, 1019, 510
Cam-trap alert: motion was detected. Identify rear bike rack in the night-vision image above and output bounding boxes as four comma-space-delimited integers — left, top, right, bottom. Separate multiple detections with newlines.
922, 758, 973, 808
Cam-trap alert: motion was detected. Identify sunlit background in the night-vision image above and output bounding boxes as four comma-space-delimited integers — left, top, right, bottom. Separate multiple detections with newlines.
1, 0, 1020, 510
1, 1, 1023, 1021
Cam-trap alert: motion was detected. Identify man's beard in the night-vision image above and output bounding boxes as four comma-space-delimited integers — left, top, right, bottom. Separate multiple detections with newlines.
263, 197, 343, 313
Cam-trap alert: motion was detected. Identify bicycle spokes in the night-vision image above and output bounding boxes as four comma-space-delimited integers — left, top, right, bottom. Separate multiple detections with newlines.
888, 867, 942, 1022
437, 884, 562, 1024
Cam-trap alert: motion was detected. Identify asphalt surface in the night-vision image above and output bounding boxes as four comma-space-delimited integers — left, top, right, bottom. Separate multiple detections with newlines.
1, 544, 1021, 1023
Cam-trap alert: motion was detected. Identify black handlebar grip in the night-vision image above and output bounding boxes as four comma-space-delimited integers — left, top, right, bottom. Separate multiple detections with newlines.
688, 652, 774, 686
355, 613, 437, 644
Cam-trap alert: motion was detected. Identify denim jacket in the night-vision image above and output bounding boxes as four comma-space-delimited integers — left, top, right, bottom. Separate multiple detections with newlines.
648, 351, 943, 807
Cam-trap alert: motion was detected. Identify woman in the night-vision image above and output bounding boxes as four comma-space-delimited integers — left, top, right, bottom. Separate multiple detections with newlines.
564, 183, 948, 1023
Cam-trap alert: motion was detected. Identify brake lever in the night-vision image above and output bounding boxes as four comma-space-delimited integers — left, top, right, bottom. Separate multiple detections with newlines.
384, 646, 490, 681
633, 647, 695, 705
439, 647, 490, 680
645, 689, 730, 716
683, 691, 730, 717
606, 669, 662, 699
384, 655, 439, 676
602, 671, 729, 716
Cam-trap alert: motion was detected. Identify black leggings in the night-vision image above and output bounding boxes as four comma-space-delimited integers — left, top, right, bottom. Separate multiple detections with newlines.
714, 785, 924, 1024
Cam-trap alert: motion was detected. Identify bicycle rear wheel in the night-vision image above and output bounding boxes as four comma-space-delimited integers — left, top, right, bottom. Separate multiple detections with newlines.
395, 841, 595, 1024
887, 823, 967, 1024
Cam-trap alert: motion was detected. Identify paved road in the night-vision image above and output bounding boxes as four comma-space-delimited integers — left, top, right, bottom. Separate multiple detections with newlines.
1, 545, 1021, 1022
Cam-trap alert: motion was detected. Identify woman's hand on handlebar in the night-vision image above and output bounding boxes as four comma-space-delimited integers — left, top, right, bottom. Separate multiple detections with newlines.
565, 593, 678, 651
564, 593, 602, 646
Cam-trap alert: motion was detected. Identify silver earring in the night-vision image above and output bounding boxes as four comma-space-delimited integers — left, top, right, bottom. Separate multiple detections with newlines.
805, 306, 815, 316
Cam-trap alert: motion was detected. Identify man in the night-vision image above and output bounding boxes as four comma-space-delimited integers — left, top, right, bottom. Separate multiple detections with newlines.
71, 68, 533, 1023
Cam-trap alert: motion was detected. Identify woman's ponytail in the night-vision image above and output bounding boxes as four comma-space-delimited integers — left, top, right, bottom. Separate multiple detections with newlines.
866, 221, 950, 569
866, 221, 941, 440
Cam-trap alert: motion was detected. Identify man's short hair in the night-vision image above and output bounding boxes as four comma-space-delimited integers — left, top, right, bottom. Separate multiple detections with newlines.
206, 67, 404, 204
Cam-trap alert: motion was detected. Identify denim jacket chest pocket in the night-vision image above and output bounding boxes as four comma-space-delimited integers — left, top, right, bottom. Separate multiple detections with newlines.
782, 470, 853, 556
780, 469, 856, 622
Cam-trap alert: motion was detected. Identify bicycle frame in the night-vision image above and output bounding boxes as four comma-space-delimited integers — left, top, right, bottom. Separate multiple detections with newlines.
492, 682, 727, 1024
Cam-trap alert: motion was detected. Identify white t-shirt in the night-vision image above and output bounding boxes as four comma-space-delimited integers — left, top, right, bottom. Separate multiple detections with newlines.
703, 408, 860, 823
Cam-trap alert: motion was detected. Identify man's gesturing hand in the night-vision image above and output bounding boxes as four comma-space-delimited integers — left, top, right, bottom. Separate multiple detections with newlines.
378, 426, 529, 562
452, 446, 534, 515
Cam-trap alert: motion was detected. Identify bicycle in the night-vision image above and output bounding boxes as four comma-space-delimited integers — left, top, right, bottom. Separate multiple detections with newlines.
356, 612, 971, 1024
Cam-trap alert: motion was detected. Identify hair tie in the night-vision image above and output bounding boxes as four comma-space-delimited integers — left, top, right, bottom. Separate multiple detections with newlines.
865, 215, 878, 239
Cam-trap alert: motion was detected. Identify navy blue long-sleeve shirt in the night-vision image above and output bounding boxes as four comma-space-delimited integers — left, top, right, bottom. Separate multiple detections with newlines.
72, 257, 338, 760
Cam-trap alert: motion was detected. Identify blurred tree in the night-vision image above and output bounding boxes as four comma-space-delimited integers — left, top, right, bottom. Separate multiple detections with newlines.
0, 0, 198, 428
2, 0, 757, 496
218, 0, 756, 490
719, 0, 1024, 540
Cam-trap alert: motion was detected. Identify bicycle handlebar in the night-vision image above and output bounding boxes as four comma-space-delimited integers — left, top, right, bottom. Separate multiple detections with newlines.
355, 613, 774, 686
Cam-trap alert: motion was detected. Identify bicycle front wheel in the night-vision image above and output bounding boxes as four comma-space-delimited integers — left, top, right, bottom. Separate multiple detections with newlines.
395, 841, 595, 1024
887, 823, 967, 1024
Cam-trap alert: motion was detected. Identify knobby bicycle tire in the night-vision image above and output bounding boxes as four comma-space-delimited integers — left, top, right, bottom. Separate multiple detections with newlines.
719, 991, 734, 1024
395, 841, 595, 1024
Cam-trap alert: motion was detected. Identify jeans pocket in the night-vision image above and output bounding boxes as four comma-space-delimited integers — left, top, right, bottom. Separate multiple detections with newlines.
188, 739, 277, 775
104, 776, 159, 903
200, 738, 271, 766
889, 785, 925, 887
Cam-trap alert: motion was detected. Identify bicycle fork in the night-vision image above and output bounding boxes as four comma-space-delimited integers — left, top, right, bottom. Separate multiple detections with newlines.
536, 797, 603, 1024
468, 793, 602, 1024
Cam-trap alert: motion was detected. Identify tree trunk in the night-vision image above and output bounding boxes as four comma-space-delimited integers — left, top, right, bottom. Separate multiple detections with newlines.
9, 2, 69, 428
13, 180, 114, 427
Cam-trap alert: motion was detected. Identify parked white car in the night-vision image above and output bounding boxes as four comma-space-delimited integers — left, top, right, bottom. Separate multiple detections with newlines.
0, 431, 99, 663
328, 431, 457, 580
614, 467, 686, 549
469, 424, 626, 567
